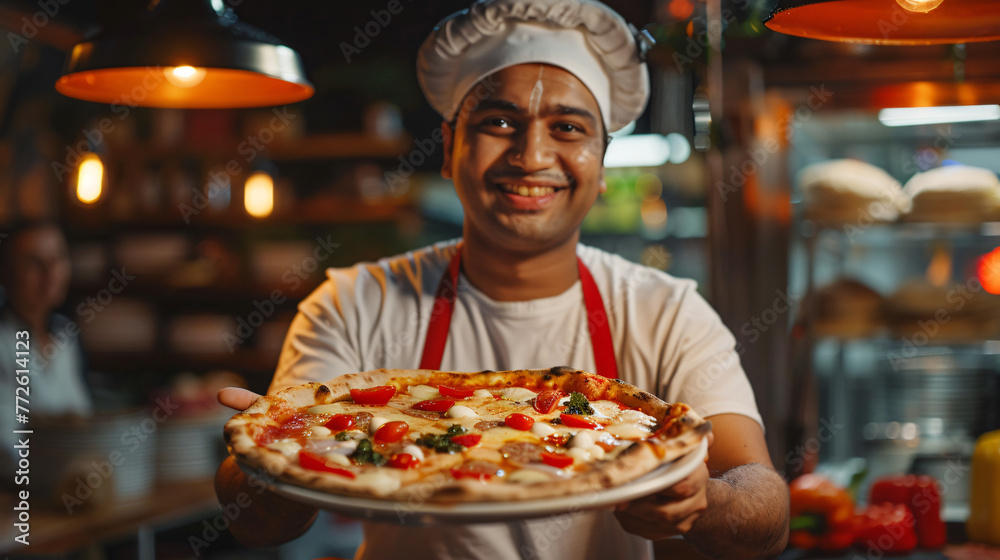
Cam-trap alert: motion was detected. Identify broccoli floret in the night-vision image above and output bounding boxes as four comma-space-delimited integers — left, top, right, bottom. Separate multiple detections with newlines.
565, 392, 594, 415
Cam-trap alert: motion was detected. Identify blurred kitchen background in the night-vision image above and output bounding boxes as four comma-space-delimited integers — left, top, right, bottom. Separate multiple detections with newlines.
0, 0, 998, 558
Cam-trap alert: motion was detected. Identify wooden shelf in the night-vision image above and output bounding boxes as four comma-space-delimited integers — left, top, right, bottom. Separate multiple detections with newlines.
109, 132, 412, 161
66, 197, 416, 232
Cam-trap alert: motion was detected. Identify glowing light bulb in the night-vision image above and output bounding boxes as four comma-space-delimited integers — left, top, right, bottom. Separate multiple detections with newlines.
164, 65, 207, 88
76, 153, 103, 203
244, 172, 274, 218
896, 0, 945, 13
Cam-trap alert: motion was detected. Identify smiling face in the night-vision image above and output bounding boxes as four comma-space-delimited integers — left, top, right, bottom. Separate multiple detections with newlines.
442, 64, 606, 255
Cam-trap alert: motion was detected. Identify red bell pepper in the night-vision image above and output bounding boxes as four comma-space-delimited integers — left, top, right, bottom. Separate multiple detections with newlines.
869, 475, 946, 549
788, 474, 857, 551
855, 503, 918, 553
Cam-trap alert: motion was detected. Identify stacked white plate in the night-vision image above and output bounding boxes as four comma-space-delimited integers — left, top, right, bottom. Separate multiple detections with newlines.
157, 411, 229, 482
31, 410, 157, 506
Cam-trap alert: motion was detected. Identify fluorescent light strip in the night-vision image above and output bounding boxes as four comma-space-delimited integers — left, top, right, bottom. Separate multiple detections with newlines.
604, 134, 671, 168
878, 105, 1000, 127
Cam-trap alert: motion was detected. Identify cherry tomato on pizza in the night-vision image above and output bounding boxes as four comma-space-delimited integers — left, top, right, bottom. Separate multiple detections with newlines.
560, 413, 601, 430
350, 386, 396, 406
438, 385, 475, 399
325, 414, 354, 431
534, 390, 564, 414
505, 413, 535, 431
374, 421, 409, 443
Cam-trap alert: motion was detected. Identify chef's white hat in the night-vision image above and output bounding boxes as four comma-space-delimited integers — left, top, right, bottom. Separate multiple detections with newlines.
416, 0, 651, 133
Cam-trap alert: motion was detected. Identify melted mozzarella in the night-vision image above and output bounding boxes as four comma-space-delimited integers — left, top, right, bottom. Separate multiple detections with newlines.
310, 426, 332, 438
569, 431, 595, 449
605, 423, 650, 439
306, 438, 358, 455
500, 387, 537, 402
323, 453, 352, 467
530, 422, 556, 438
408, 385, 440, 400
369, 416, 388, 435
401, 444, 425, 461
446, 405, 478, 419
266, 439, 301, 456
617, 409, 657, 427
590, 401, 620, 420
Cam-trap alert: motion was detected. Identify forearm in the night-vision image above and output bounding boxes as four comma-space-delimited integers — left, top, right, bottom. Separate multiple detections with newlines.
214, 457, 319, 547
683, 463, 790, 560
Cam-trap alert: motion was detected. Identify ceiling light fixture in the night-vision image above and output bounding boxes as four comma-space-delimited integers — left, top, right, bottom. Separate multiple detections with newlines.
56, 0, 313, 108
764, 0, 1000, 45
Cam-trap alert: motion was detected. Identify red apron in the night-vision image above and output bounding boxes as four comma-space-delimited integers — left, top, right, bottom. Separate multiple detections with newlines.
418, 245, 619, 379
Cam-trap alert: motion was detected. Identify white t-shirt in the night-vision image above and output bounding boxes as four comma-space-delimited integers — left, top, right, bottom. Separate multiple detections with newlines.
272, 240, 761, 560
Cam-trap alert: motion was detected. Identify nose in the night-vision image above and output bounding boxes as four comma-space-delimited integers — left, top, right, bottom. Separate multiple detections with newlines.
506, 122, 558, 172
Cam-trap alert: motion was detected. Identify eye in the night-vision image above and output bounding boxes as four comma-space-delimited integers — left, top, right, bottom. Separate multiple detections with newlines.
555, 123, 582, 133
485, 116, 513, 128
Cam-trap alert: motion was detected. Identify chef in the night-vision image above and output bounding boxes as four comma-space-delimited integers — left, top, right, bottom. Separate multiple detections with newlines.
216, 1, 790, 558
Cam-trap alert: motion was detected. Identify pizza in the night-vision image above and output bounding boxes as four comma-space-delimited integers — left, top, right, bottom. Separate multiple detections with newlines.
224, 367, 711, 503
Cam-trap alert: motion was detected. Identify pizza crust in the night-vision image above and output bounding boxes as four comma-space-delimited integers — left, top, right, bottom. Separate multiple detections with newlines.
225, 367, 711, 503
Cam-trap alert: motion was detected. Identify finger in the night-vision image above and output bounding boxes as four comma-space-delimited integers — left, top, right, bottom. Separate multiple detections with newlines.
614, 509, 681, 540
623, 489, 708, 524
658, 464, 709, 499
218, 387, 260, 411
707, 432, 715, 448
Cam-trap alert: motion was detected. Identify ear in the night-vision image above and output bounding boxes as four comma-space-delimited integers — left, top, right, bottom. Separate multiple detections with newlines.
441, 121, 454, 180
598, 167, 607, 194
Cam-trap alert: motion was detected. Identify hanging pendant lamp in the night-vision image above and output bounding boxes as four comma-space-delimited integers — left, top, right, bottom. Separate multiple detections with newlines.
56, 0, 313, 108
764, 0, 1000, 45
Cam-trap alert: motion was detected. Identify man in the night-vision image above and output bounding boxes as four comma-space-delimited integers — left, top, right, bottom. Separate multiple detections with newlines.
0, 221, 93, 476
216, 1, 789, 558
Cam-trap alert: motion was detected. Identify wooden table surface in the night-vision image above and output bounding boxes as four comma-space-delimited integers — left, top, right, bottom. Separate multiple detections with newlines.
1, 479, 220, 555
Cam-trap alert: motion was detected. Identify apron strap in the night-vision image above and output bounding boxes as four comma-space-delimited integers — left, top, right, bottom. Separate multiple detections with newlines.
418, 245, 618, 379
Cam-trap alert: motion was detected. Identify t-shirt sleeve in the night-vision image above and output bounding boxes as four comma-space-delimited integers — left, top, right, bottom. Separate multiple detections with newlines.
658, 283, 764, 430
270, 269, 365, 393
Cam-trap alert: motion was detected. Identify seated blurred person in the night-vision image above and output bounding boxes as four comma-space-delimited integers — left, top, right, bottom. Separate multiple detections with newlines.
0, 220, 92, 474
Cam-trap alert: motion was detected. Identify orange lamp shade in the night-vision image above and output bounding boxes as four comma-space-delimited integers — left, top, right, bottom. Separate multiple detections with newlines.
56, 0, 313, 108
764, 0, 1000, 45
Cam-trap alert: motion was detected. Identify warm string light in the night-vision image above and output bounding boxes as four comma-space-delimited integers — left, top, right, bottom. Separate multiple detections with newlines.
244, 171, 274, 218
76, 153, 103, 203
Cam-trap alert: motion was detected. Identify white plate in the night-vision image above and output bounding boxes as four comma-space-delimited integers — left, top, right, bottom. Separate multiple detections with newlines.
240, 438, 707, 526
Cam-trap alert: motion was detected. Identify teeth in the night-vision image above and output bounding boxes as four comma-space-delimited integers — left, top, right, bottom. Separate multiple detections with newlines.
500, 184, 558, 197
